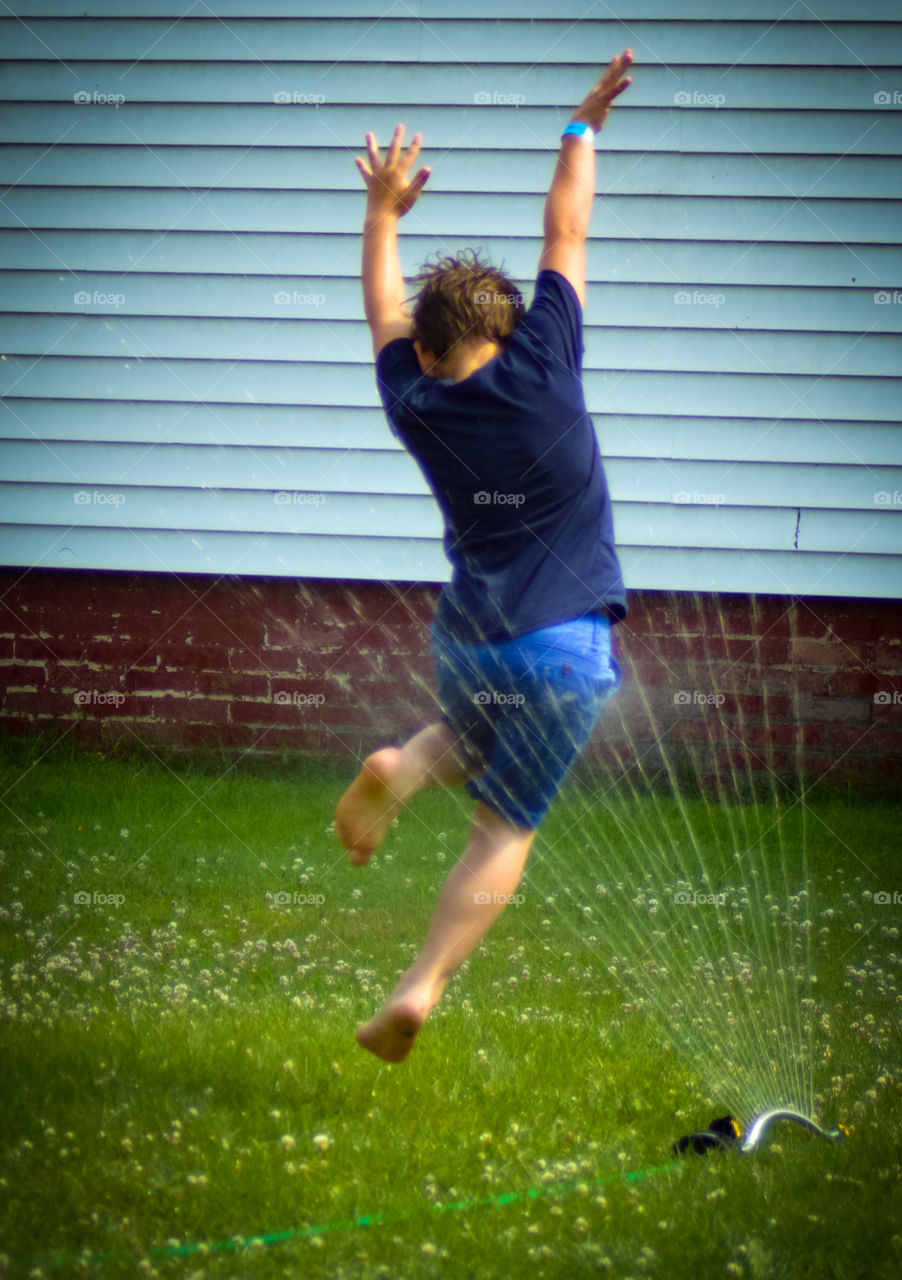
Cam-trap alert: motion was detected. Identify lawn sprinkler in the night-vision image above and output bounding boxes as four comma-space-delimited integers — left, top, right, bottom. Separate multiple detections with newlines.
673, 1109, 849, 1157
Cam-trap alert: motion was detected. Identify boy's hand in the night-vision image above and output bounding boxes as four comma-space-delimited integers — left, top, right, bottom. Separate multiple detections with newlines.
571, 49, 633, 133
356, 125, 431, 219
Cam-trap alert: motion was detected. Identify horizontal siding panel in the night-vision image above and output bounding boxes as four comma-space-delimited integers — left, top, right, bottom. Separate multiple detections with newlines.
0, 444, 426, 495
11, 490, 894, 557
1, 357, 898, 423
4, 189, 897, 243
8, 485, 896, 556
5, 147, 900, 197
2, 443, 899, 514
3, 69, 895, 117
10, 3, 902, 19
3, 231, 898, 290
798, 508, 902, 555
1, 105, 897, 158
0, 484, 444, 539
6, 274, 902, 335
588, 370, 901, 424
620, 547, 902, 596
3, 400, 900, 468
1, 524, 899, 599
1, 20, 899, 66
0, 525, 450, 580
2, 316, 898, 377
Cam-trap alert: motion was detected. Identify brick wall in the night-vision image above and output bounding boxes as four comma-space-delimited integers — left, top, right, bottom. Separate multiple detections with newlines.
0, 568, 899, 795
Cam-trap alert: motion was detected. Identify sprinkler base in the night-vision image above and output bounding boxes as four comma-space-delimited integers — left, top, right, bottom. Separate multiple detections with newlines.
673, 1109, 848, 1157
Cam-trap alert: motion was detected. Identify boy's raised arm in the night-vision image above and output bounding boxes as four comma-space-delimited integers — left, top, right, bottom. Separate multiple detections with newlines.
355, 125, 431, 358
539, 50, 633, 308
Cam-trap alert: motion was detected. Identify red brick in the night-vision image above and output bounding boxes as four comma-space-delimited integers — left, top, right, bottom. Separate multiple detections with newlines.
179, 721, 253, 749
13, 634, 72, 663
320, 704, 385, 730
827, 670, 884, 697
790, 608, 837, 640
0, 713, 44, 737
790, 637, 869, 669
245, 725, 326, 753
230, 699, 322, 727
795, 752, 836, 777
850, 723, 902, 754
203, 670, 271, 699
183, 612, 268, 651
124, 668, 193, 695
801, 721, 828, 749
732, 721, 800, 749
668, 719, 729, 744
14, 689, 105, 717
731, 693, 791, 720
829, 722, 880, 751
75, 638, 161, 668
872, 641, 902, 673
120, 694, 229, 725
158, 642, 232, 671
0, 662, 47, 687
805, 694, 874, 725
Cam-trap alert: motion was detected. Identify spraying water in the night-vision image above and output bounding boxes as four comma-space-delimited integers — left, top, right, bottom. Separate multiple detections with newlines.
256, 579, 850, 1136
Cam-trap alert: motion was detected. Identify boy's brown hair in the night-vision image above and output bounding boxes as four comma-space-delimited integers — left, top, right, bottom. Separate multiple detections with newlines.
409, 249, 526, 362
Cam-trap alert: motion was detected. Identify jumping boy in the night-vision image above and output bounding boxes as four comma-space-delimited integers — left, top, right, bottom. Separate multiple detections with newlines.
336, 51, 633, 1063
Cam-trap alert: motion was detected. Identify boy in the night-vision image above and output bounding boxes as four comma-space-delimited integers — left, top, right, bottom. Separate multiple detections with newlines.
336, 51, 633, 1063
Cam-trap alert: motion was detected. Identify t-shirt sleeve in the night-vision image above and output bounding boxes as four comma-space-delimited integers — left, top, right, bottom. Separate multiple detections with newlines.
516, 269, 584, 378
375, 338, 423, 438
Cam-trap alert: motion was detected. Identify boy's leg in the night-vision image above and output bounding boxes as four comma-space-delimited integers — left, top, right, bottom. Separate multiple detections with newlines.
335, 720, 481, 865
356, 802, 536, 1062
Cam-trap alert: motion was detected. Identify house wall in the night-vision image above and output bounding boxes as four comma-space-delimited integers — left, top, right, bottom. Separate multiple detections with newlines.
1, 3, 901, 594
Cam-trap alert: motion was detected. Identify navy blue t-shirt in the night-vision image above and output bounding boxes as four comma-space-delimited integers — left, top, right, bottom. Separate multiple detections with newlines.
376, 269, 626, 644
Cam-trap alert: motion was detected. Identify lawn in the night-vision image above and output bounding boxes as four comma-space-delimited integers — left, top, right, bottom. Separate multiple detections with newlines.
0, 736, 899, 1279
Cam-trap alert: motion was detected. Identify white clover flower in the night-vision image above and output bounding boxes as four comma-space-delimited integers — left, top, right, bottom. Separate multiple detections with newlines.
279, 1134, 296, 1152
311, 1132, 332, 1152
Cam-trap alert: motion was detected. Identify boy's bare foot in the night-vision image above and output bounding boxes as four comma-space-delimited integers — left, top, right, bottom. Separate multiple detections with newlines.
335, 747, 404, 866
356, 991, 430, 1063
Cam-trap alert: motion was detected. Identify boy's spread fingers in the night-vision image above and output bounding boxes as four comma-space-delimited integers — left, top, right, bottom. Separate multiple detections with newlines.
404, 133, 423, 171
387, 123, 405, 163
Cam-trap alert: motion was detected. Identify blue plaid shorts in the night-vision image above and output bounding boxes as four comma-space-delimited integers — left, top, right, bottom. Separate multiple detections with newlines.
432, 612, 622, 830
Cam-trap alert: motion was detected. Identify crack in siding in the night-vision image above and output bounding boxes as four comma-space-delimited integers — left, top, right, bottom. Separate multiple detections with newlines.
793, 509, 801, 551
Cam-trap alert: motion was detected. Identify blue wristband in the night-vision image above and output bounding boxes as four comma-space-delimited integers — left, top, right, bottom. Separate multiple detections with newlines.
562, 121, 595, 140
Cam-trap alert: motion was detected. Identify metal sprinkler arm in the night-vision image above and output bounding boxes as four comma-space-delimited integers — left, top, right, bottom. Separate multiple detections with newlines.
740, 1109, 849, 1154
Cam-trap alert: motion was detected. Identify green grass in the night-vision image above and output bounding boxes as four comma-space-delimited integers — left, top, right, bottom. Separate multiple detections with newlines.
0, 735, 899, 1279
